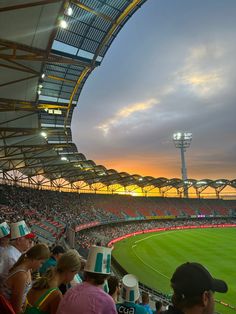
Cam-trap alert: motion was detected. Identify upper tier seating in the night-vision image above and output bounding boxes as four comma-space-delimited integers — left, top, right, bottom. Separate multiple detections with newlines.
0, 185, 235, 243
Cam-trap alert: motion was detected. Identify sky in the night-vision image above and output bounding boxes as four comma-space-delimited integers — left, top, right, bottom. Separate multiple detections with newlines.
71, 0, 236, 181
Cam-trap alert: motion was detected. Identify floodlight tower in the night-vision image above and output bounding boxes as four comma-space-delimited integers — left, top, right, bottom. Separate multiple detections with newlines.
173, 132, 192, 198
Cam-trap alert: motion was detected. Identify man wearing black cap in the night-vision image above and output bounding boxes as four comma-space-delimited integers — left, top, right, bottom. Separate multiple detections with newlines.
164, 262, 228, 314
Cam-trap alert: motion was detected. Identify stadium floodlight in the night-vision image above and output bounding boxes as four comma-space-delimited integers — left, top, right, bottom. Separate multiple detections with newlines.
173, 132, 192, 198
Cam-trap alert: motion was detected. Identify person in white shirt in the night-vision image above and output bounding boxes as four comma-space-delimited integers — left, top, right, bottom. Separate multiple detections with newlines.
0, 221, 10, 249
0, 220, 35, 276
0, 221, 11, 274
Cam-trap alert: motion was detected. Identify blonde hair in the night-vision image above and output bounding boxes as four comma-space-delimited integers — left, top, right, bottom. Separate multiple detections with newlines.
33, 249, 81, 290
10, 243, 50, 271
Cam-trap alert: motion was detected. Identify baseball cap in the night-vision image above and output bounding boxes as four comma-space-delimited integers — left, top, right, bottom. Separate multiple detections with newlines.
171, 262, 228, 297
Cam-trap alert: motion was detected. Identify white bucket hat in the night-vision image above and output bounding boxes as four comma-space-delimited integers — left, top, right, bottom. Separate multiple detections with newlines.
84, 245, 112, 274
10, 220, 35, 240
121, 274, 140, 302
0, 221, 10, 238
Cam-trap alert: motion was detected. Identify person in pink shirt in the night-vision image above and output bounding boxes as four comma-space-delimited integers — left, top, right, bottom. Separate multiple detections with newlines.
56, 245, 116, 314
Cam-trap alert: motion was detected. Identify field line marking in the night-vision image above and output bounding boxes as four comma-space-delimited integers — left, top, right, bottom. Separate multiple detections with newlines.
134, 231, 172, 245
131, 245, 170, 280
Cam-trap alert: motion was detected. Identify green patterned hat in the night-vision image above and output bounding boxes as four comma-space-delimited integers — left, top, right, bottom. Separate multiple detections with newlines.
0, 221, 10, 238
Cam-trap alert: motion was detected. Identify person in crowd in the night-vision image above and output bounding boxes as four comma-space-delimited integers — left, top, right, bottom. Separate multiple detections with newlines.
39, 246, 65, 275
24, 250, 81, 314
56, 245, 117, 314
140, 291, 153, 314
0, 221, 10, 251
0, 220, 35, 276
0, 243, 50, 314
153, 300, 163, 314
0, 221, 11, 273
107, 275, 120, 303
116, 274, 147, 314
163, 262, 228, 314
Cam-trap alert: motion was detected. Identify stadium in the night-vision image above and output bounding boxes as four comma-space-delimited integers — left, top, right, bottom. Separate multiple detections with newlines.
0, 1, 236, 314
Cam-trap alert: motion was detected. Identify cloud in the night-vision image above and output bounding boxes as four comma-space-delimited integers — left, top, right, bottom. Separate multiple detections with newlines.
97, 98, 158, 135
174, 44, 226, 97
180, 71, 222, 96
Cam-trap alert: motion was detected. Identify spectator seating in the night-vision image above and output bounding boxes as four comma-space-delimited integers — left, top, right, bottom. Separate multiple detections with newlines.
0, 184, 236, 245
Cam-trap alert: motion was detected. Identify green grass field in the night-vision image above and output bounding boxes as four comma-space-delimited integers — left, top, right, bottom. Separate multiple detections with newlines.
112, 227, 236, 314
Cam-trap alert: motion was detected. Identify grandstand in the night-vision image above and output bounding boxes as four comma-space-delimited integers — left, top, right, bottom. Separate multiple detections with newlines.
1, 184, 236, 246
0, 1, 236, 313
1, 183, 236, 312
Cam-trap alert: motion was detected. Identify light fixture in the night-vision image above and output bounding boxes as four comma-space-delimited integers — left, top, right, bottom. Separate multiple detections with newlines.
66, 6, 73, 16
40, 131, 47, 138
37, 90, 41, 95
59, 19, 68, 29
196, 181, 207, 185
173, 132, 192, 147
61, 156, 68, 161
41, 73, 45, 79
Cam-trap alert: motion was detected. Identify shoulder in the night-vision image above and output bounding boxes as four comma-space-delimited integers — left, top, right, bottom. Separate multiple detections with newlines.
101, 290, 115, 303
47, 258, 56, 266
8, 245, 20, 255
11, 269, 28, 279
9, 269, 28, 287
7, 246, 21, 262
99, 292, 116, 312
51, 288, 62, 299
135, 303, 148, 313
46, 288, 63, 304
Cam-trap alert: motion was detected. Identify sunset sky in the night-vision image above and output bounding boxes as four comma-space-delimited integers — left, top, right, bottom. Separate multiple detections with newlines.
72, 0, 236, 180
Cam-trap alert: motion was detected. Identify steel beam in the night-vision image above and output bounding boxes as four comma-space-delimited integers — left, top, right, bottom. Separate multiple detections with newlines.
0, 0, 62, 12
0, 38, 92, 67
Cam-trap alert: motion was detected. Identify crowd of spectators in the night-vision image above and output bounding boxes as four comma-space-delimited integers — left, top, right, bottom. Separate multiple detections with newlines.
1, 184, 236, 226
0, 185, 116, 227
0, 184, 235, 314
75, 217, 236, 250
1, 184, 236, 249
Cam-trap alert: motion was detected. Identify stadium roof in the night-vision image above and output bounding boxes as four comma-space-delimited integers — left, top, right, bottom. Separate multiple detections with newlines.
0, 0, 235, 194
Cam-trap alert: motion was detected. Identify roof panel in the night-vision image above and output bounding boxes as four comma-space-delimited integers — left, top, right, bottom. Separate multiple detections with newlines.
91, 15, 112, 32
0, 1, 62, 49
